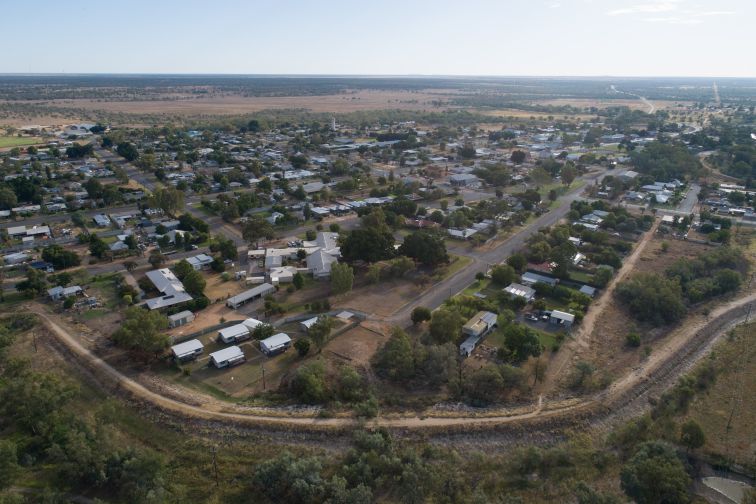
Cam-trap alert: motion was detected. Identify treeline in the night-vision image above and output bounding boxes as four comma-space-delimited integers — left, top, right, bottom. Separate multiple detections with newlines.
0, 315, 167, 501
629, 141, 702, 181
616, 247, 746, 326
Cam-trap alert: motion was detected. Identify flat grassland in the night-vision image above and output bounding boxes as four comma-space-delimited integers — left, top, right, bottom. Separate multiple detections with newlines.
0, 136, 43, 148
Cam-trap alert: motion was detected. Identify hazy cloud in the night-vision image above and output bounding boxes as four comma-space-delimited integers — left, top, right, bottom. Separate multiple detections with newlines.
607, 0, 734, 24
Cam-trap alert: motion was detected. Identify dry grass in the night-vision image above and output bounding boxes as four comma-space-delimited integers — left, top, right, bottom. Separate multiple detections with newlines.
323, 323, 389, 368
683, 322, 755, 465
565, 237, 714, 384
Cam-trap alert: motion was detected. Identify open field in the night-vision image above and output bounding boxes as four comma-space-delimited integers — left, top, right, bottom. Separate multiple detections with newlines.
0, 90, 450, 117
683, 322, 755, 466
0, 135, 43, 148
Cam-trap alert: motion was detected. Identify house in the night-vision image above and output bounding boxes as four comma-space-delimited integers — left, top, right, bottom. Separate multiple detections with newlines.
307, 249, 338, 279
144, 268, 193, 310
521, 272, 559, 287
209, 346, 246, 368
503, 283, 536, 302
3, 252, 30, 265
618, 170, 639, 183
449, 173, 479, 187
549, 310, 575, 328
579, 285, 597, 298
226, 283, 276, 309
171, 339, 203, 362
462, 311, 498, 338
93, 214, 111, 227
7, 225, 50, 239
260, 333, 292, 356
168, 310, 195, 329
218, 323, 251, 344
47, 285, 83, 301
302, 181, 325, 194
187, 253, 214, 270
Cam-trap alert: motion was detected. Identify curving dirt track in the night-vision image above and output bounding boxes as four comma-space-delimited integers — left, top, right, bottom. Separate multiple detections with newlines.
29, 290, 755, 440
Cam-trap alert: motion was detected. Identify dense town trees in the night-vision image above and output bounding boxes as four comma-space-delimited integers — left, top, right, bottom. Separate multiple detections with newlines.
111, 308, 169, 358
398, 231, 448, 267
330, 263, 354, 295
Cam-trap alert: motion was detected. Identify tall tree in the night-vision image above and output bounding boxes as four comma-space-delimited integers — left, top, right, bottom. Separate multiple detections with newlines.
242, 216, 274, 248
330, 263, 354, 295
111, 307, 169, 359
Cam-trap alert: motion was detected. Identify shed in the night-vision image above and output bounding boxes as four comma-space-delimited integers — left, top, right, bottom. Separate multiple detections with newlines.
260, 333, 292, 356
209, 346, 246, 368
168, 310, 195, 329
218, 323, 251, 344
300, 317, 319, 332
462, 311, 497, 338
549, 310, 575, 328
171, 339, 204, 361
226, 283, 275, 309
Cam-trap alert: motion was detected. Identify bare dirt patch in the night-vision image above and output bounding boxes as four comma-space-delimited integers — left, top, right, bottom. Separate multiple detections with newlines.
336, 278, 426, 318
323, 323, 389, 368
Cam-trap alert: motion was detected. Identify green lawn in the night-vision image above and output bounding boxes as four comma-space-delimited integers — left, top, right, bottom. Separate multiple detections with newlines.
0, 136, 43, 148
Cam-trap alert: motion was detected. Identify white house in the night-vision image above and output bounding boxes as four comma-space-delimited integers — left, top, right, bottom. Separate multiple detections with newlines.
218, 323, 251, 344
187, 254, 214, 270
47, 285, 83, 301
171, 339, 203, 361
260, 333, 292, 356
144, 268, 193, 310
503, 283, 536, 302
209, 346, 245, 368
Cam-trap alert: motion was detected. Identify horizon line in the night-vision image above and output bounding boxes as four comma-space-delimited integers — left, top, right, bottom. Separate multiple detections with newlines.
0, 72, 754, 80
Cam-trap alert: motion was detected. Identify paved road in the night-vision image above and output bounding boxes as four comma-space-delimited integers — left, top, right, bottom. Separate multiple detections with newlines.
388, 170, 607, 325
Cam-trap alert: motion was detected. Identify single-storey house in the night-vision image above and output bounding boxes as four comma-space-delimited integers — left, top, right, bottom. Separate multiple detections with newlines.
218, 323, 251, 344
267, 265, 298, 284
449, 173, 479, 187
93, 214, 111, 227
47, 285, 83, 301
209, 346, 246, 368
521, 272, 559, 287
168, 310, 195, 329
171, 339, 203, 362
503, 283, 536, 302
144, 268, 193, 310
242, 317, 264, 332
549, 310, 575, 328
462, 311, 498, 338
226, 283, 275, 309
187, 253, 214, 270
579, 285, 597, 298
3, 252, 30, 265
260, 333, 292, 356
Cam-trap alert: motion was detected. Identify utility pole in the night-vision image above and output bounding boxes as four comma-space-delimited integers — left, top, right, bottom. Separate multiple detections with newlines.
261, 364, 266, 390
211, 446, 219, 488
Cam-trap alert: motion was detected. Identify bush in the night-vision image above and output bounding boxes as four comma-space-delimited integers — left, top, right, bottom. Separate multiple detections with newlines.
626, 332, 641, 347
294, 338, 311, 357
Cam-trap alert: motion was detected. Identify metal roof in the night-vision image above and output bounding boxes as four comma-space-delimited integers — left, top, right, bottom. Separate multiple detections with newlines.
260, 333, 291, 352
171, 339, 203, 358
209, 346, 244, 363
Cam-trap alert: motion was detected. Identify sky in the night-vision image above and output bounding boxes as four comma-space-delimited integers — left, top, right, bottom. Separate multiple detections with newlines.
1, 0, 753, 77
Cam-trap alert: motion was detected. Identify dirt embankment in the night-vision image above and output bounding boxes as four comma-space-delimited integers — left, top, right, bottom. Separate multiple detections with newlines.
28, 289, 755, 446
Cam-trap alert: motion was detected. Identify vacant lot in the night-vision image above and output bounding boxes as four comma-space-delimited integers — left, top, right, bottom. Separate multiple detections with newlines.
682, 322, 754, 465
560, 236, 714, 388
323, 323, 389, 368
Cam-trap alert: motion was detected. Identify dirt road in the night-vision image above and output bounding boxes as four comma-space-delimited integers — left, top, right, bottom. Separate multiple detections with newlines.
30, 288, 754, 434
539, 219, 660, 394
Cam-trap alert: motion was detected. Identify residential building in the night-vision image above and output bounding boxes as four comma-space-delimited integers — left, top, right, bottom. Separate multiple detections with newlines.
218, 323, 251, 344
144, 268, 193, 310
171, 339, 203, 362
47, 285, 83, 301
462, 311, 498, 338
503, 283, 536, 302
187, 253, 214, 270
260, 333, 292, 356
521, 272, 559, 287
209, 346, 246, 368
